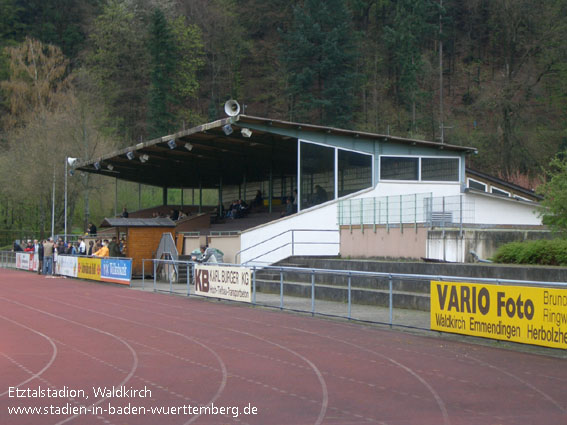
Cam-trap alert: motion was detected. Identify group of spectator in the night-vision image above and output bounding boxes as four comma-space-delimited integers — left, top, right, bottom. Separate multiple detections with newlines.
12, 235, 126, 276
150, 208, 190, 220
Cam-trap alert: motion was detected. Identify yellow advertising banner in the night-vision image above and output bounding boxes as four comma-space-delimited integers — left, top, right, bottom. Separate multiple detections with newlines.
431, 281, 567, 350
77, 257, 102, 281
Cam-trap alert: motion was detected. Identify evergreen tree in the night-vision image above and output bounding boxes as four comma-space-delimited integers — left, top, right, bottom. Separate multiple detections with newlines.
383, 0, 438, 131
88, 0, 149, 141
280, 0, 359, 128
147, 8, 176, 138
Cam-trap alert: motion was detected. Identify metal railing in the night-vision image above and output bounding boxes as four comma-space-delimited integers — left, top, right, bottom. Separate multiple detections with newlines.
140, 258, 194, 296
0, 251, 16, 268
235, 229, 339, 264
338, 193, 475, 232
131, 258, 567, 330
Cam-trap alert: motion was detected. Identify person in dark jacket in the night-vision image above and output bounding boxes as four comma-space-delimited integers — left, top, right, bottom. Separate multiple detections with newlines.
37, 240, 44, 274
108, 236, 121, 257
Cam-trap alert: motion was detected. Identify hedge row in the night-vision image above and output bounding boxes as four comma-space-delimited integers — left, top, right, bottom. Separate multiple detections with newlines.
492, 239, 567, 266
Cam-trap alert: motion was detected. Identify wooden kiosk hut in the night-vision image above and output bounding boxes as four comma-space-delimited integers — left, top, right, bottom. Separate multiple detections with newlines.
100, 217, 176, 276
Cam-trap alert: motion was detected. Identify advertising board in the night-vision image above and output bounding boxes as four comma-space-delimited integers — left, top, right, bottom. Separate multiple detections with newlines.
194, 264, 252, 302
77, 257, 102, 281
56, 255, 78, 277
431, 281, 567, 349
101, 258, 132, 285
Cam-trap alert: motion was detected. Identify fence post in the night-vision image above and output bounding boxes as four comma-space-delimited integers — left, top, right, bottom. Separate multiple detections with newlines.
373, 197, 376, 233
190, 263, 191, 296
311, 269, 315, 316
389, 274, 393, 327
460, 194, 463, 237
291, 230, 295, 257
153, 260, 156, 292
442, 196, 446, 238
360, 198, 364, 234
347, 271, 352, 320
386, 197, 389, 233
280, 268, 284, 309
414, 193, 418, 233
400, 194, 403, 234
252, 266, 257, 304
349, 199, 352, 233
169, 261, 173, 294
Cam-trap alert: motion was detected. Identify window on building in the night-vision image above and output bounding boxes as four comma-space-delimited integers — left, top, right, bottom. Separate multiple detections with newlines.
380, 157, 418, 180
338, 149, 372, 197
421, 158, 459, 181
491, 187, 510, 197
467, 178, 487, 192
299, 141, 374, 210
300, 142, 334, 209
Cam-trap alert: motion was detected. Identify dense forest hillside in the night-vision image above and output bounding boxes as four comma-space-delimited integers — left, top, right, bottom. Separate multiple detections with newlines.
0, 0, 566, 240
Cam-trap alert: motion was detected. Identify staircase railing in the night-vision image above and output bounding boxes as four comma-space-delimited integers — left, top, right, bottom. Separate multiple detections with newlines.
235, 229, 339, 265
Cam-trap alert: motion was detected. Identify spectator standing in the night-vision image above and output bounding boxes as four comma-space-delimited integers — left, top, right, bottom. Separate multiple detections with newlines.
122, 207, 129, 218
37, 240, 44, 274
87, 240, 94, 256
78, 237, 86, 255
108, 236, 121, 257
43, 238, 55, 275
87, 222, 97, 235
251, 190, 263, 210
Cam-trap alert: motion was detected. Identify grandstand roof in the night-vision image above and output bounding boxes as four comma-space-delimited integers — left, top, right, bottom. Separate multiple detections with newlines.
75, 115, 477, 189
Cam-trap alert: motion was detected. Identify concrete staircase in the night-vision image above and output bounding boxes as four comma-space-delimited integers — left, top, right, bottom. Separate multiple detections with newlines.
254, 257, 431, 311
176, 255, 193, 283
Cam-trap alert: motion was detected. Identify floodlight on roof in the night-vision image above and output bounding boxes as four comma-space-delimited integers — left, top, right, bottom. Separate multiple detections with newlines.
241, 128, 252, 138
222, 124, 233, 136
126, 151, 135, 160
107, 164, 114, 171
140, 154, 149, 163
167, 139, 176, 149
94, 161, 101, 170
184, 143, 193, 151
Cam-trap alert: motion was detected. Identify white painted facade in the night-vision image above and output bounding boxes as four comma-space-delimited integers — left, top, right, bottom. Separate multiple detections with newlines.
238, 201, 340, 265
471, 192, 542, 225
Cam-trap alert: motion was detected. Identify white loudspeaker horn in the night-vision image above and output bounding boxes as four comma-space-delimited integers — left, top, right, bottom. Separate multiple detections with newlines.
224, 99, 241, 116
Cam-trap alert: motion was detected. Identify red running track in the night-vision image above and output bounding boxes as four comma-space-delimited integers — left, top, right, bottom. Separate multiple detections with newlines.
1, 269, 566, 425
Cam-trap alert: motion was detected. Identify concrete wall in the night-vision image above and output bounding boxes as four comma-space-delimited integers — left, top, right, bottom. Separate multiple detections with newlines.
427, 229, 552, 263
285, 257, 567, 284
182, 235, 204, 255
208, 235, 241, 263
339, 226, 551, 263
340, 226, 427, 259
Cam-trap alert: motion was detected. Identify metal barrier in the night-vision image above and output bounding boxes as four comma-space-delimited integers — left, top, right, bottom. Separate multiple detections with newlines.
140, 258, 194, 296
0, 251, 17, 268
133, 258, 567, 330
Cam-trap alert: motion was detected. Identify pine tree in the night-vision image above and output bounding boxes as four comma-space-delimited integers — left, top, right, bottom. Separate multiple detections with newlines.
147, 8, 176, 138
280, 0, 359, 128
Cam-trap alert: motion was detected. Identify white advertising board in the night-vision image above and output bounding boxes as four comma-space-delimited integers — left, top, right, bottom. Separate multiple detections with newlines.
56, 255, 78, 277
194, 264, 252, 303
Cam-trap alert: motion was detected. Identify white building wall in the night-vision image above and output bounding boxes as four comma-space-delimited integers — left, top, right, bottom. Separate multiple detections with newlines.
238, 201, 339, 265
238, 183, 542, 266
472, 193, 542, 225
357, 181, 462, 199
